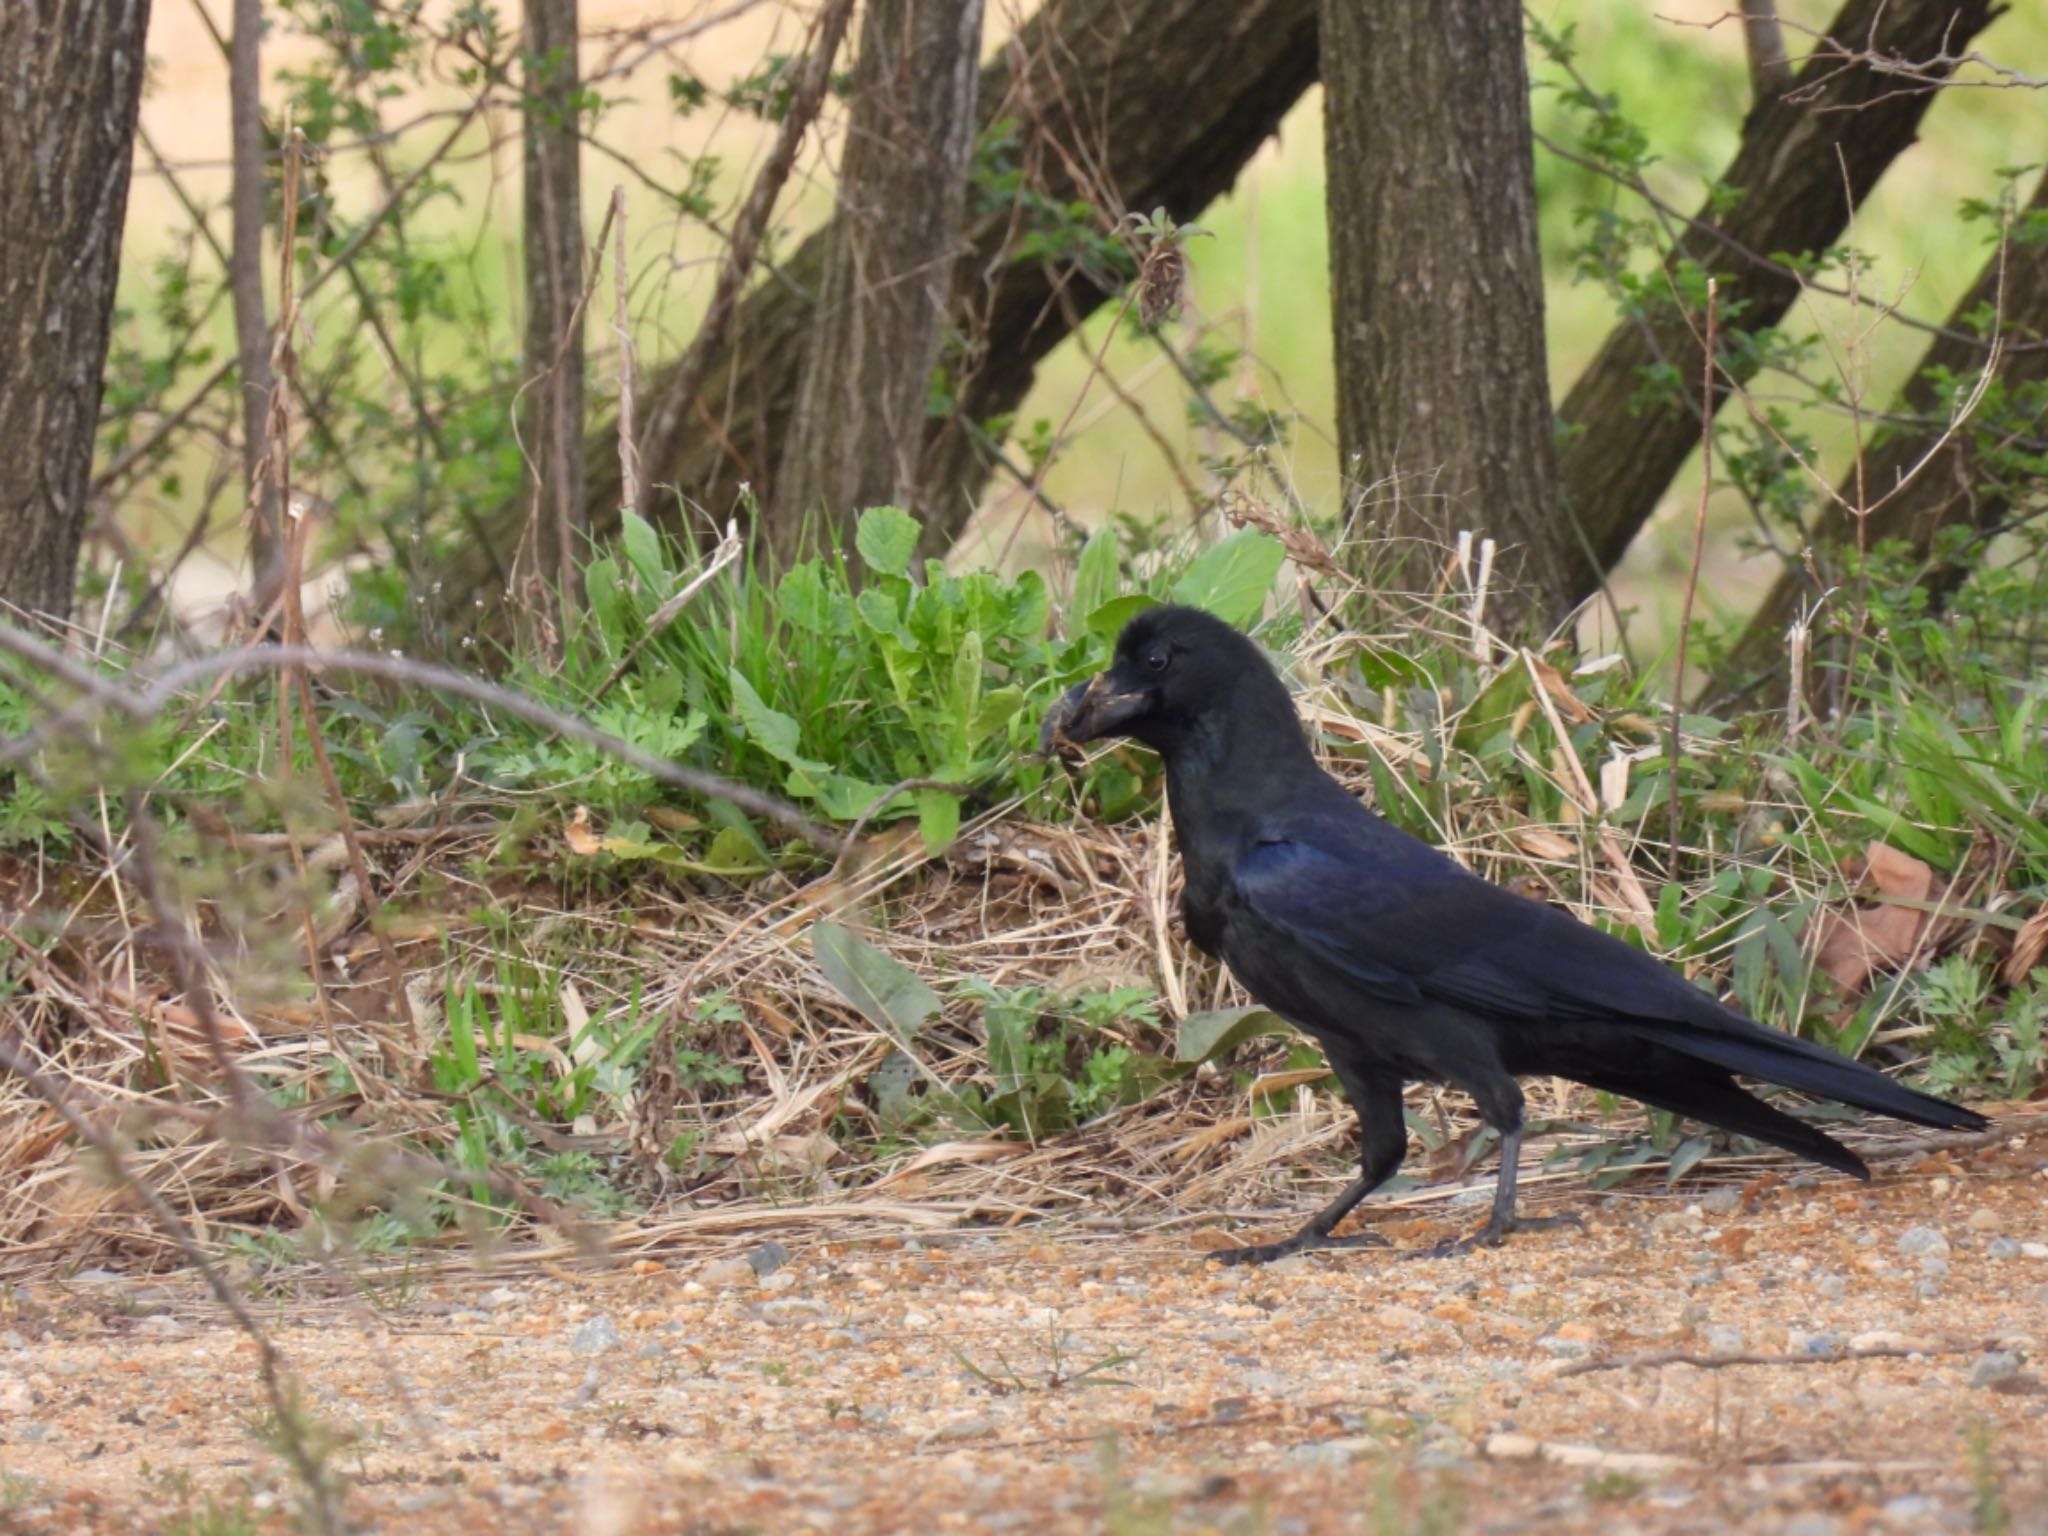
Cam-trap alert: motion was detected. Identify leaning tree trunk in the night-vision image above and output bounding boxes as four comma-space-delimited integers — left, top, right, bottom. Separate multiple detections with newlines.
1711, 167, 2048, 703
772, 0, 985, 562
521, 0, 585, 636
443, 0, 1318, 611
1555, 0, 1999, 614
1320, 0, 1562, 632
0, 0, 152, 626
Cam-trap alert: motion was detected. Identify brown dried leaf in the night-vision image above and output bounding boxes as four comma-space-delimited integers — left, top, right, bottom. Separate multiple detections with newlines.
1807, 840, 1937, 995
563, 806, 602, 857
2001, 908, 2048, 987
1511, 826, 1579, 861
1529, 656, 1596, 725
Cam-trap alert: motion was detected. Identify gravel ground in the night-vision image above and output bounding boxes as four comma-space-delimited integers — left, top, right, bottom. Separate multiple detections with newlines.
2, 1127, 2044, 1535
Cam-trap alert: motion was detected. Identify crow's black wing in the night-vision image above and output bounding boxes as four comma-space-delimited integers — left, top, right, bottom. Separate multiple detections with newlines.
1221, 825, 1702, 1027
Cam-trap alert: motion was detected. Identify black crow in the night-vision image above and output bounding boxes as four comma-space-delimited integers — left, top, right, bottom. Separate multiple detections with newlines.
1041, 604, 1985, 1263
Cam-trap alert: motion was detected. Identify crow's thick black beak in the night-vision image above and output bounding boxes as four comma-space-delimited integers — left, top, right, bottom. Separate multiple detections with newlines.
1039, 673, 1146, 757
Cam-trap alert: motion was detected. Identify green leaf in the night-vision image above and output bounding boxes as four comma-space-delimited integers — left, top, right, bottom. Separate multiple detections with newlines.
1665, 1136, 1714, 1185
702, 826, 760, 874
1171, 529, 1284, 627
1086, 593, 1155, 641
985, 1002, 1032, 1097
855, 505, 921, 577
1452, 662, 1533, 756
813, 921, 941, 1046
584, 556, 626, 652
777, 561, 838, 633
917, 789, 961, 853
620, 510, 668, 590
1350, 642, 1434, 690
728, 668, 822, 772
867, 1048, 922, 1127
790, 769, 900, 821
1175, 1005, 1291, 1064
1072, 527, 1120, 620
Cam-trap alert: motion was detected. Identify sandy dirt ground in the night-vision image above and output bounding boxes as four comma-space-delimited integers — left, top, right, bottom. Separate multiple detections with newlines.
1, 1123, 2044, 1535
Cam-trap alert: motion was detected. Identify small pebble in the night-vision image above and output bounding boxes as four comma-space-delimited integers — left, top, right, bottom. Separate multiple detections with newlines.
1969, 1352, 2022, 1389
700, 1257, 754, 1289
1966, 1209, 2001, 1233
1882, 1495, 1940, 1523
1895, 1226, 1949, 1259
759, 1298, 827, 1326
1915, 1279, 1944, 1300
758, 1271, 798, 1293
2021, 1242, 2048, 1260
1920, 1256, 1950, 1279
1988, 1239, 2023, 1260
1703, 1325, 1745, 1355
569, 1315, 621, 1357
747, 1241, 791, 1277
1816, 1275, 1848, 1299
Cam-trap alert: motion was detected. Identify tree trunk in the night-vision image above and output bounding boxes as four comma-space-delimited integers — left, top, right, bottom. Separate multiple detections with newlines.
772, 0, 985, 561
0, 0, 152, 626
1555, 0, 1999, 614
460, 0, 1314, 600
1711, 168, 2048, 703
522, 0, 585, 630
229, 0, 280, 608
1320, 0, 1562, 631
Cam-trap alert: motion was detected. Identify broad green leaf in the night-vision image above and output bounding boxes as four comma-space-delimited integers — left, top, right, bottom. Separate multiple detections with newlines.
867, 1048, 922, 1127
620, 510, 668, 590
1086, 593, 1156, 641
1170, 529, 1284, 627
777, 561, 838, 633
1350, 642, 1434, 690
728, 668, 822, 771
584, 556, 626, 652
985, 1001, 1033, 1097
1452, 662, 1533, 756
813, 921, 941, 1045
787, 768, 900, 820
1072, 527, 1120, 620
702, 826, 761, 873
856, 505, 921, 577
917, 789, 962, 853
1665, 1136, 1713, 1185
1175, 1005, 1291, 1064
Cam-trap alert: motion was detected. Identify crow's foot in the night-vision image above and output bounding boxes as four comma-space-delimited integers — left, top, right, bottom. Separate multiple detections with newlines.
1210, 1228, 1389, 1266
1408, 1210, 1585, 1260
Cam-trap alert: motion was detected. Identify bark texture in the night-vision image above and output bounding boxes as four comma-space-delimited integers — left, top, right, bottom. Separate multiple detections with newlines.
0, 0, 152, 624
772, 0, 985, 558
1713, 169, 2048, 701
522, 0, 586, 613
229, 0, 279, 598
1320, 0, 1562, 628
520, 0, 1318, 577
1555, 0, 2000, 614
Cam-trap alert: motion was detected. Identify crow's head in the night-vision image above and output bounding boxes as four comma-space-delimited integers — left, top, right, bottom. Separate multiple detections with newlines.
1039, 604, 1296, 759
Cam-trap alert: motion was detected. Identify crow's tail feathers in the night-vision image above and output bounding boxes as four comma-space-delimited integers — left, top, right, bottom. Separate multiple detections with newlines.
1587, 1062, 1872, 1179
1656, 1021, 1986, 1136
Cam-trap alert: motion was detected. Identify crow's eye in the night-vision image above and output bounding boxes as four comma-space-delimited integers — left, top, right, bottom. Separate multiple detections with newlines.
1143, 649, 1171, 675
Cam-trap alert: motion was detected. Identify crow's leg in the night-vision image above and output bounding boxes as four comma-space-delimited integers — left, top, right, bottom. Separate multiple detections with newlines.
1215, 1068, 1404, 1266
1413, 1081, 1583, 1259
